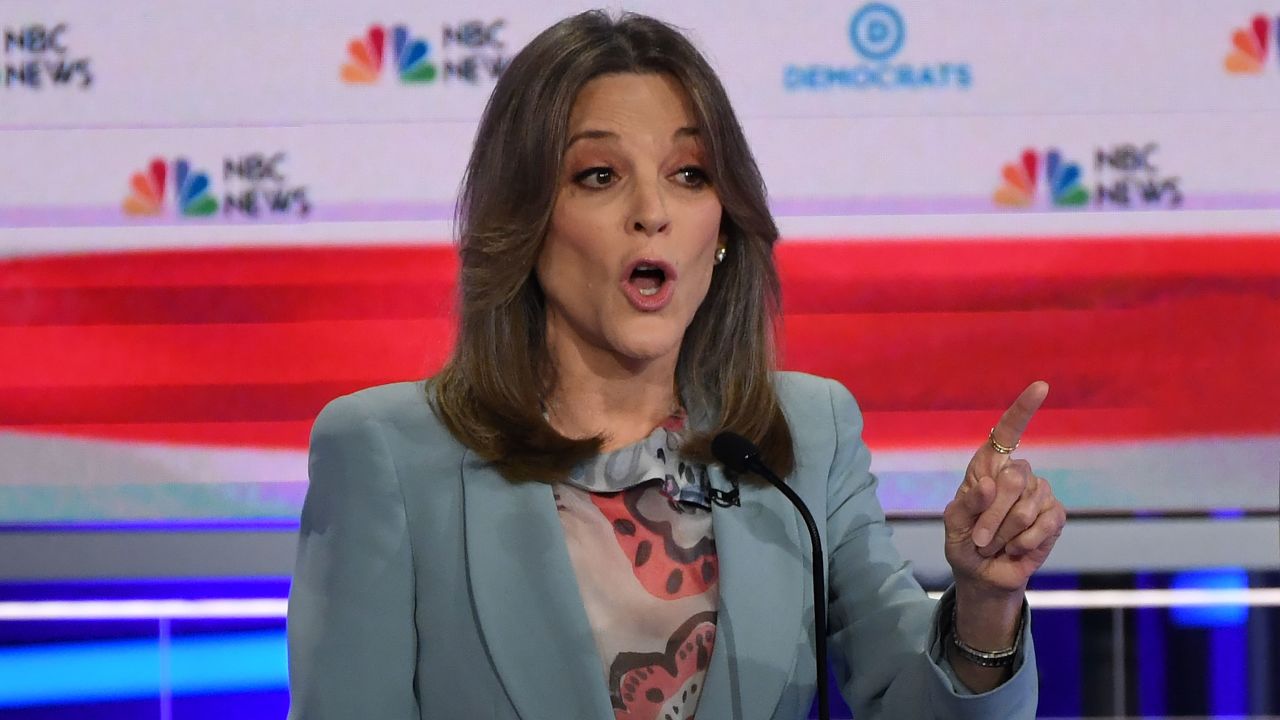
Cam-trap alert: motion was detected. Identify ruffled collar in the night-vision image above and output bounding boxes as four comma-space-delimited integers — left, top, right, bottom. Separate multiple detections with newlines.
563, 412, 712, 511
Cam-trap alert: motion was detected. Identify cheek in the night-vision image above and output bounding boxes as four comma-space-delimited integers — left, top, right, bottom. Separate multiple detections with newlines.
540, 205, 614, 292
690, 196, 723, 246
686, 256, 717, 313
683, 204, 723, 287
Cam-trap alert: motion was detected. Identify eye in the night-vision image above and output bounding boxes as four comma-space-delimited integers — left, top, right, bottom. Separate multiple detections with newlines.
573, 167, 616, 189
673, 166, 710, 189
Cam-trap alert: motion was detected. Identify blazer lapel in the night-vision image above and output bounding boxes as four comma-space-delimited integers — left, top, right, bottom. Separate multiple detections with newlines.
461, 452, 616, 720
697, 464, 807, 720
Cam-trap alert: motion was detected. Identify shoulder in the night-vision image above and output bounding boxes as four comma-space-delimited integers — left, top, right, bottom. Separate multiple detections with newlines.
771, 371, 871, 488
308, 381, 470, 527
771, 370, 863, 430
311, 380, 459, 455
773, 370, 836, 404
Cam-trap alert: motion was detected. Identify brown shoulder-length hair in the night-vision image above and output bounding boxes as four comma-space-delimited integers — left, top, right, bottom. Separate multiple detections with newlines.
431, 10, 794, 482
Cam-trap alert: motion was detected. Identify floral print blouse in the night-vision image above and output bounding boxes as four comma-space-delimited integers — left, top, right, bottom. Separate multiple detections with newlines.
554, 413, 718, 720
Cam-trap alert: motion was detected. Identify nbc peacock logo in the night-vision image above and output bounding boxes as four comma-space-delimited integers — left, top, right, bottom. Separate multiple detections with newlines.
993, 149, 1089, 209
1224, 14, 1279, 74
341, 24, 438, 84
122, 157, 218, 217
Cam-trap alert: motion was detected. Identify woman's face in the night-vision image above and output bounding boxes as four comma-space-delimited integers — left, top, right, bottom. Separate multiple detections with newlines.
537, 72, 723, 373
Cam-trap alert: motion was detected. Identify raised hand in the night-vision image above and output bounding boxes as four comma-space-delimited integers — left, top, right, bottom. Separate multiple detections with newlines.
943, 381, 1067, 597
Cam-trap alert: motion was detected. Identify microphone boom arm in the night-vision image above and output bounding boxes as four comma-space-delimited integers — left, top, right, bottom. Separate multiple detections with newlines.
711, 431, 830, 720
743, 456, 830, 720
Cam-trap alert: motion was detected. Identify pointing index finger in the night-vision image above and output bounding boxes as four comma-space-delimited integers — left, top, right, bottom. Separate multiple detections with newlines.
991, 381, 1049, 451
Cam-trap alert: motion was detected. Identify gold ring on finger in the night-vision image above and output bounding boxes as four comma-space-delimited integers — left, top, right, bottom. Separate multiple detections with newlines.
988, 427, 1018, 454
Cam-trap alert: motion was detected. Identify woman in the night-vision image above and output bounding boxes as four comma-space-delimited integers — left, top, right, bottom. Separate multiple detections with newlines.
287, 10, 1065, 720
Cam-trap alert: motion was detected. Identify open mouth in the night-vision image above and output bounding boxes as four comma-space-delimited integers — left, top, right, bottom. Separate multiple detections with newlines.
629, 263, 668, 297
621, 258, 677, 311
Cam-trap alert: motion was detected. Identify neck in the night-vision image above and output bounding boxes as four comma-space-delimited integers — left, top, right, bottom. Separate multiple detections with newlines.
544, 328, 680, 453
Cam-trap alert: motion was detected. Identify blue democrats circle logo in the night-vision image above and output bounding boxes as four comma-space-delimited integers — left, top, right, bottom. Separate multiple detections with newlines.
849, 3, 904, 61
783, 3, 972, 92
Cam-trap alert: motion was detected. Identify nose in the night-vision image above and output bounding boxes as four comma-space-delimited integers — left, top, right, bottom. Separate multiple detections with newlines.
627, 176, 670, 237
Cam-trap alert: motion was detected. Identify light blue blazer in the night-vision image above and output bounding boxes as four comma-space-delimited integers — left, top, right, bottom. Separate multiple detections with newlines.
287, 371, 1037, 719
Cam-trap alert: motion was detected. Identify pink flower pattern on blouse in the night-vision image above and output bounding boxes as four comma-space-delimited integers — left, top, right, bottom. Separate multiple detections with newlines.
555, 413, 718, 720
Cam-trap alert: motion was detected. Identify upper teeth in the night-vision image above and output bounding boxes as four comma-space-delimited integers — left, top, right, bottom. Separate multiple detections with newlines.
635, 263, 662, 296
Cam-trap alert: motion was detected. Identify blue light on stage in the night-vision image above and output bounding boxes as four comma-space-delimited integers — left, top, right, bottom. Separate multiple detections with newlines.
0, 636, 161, 707
1170, 568, 1248, 628
0, 629, 286, 708
170, 630, 288, 694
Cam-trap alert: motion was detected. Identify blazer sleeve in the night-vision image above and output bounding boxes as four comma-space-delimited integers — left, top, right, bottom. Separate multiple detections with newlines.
821, 378, 1038, 719
287, 393, 420, 719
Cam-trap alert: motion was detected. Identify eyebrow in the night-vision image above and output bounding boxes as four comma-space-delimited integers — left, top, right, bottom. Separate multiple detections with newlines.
565, 126, 701, 148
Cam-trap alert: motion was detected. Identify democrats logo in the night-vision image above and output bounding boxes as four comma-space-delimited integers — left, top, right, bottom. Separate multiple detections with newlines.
994, 144, 1183, 210
3, 23, 93, 90
341, 20, 509, 86
849, 3, 905, 61
1224, 14, 1279, 74
784, 2, 972, 91
124, 153, 312, 220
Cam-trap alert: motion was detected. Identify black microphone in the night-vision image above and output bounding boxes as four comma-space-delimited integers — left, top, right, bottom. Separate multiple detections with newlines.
711, 431, 829, 720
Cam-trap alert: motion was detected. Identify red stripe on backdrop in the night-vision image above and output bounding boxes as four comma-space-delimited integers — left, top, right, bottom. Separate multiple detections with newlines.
0, 284, 456, 325
4, 237, 1278, 325
14, 421, 317, 448
0, 235, 1276, 449
0, 245, 461, 288
0, 321, 456, 385
4, 236, 1276, 290
3, 276, 1277, 325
